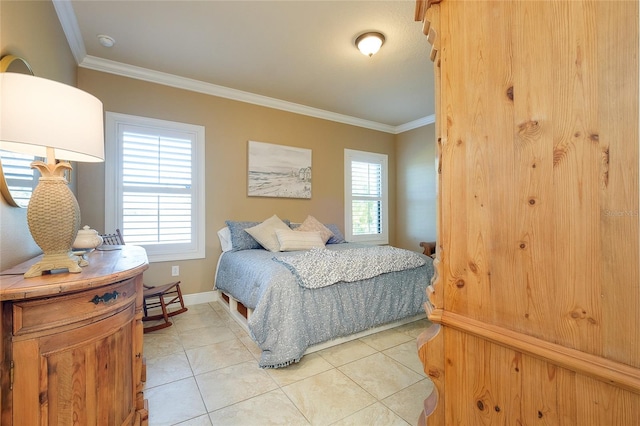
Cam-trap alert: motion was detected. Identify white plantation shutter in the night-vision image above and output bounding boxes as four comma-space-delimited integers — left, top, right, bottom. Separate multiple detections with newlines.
121, 129, 193, 244
0, 150, 39, 208
344, 149, 388, 244
105, 113, 205, 262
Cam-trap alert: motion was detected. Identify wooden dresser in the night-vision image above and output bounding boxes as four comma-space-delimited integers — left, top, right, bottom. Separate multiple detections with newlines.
0, 245, 149, 425
415, 0, 639, 424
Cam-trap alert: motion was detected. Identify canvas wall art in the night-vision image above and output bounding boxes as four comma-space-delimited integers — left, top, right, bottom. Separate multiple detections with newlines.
248, 141, 312, 199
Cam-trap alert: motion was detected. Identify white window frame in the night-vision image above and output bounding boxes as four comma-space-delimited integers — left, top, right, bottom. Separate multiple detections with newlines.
344, 149, 389, 245
105, 112, 205, 262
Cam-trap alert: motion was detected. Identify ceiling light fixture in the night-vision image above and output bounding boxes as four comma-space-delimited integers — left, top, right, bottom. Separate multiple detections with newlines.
355, 32, 385, 57
97, 34, 115, 48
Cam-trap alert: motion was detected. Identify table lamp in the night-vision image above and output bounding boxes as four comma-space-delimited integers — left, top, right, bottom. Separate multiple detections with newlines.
0, 72, 104, 277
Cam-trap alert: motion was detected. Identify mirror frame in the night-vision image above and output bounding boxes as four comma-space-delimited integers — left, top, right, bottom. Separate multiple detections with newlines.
0, 55, 36, 208
0, 54, 34, 74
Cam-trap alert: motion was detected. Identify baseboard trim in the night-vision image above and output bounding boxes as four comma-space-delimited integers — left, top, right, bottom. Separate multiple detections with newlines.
145, 290, 217, 317
183, 290, 217, 306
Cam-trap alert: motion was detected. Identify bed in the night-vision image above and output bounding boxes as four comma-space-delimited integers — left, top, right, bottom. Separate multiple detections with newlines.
214, 215, 435, 368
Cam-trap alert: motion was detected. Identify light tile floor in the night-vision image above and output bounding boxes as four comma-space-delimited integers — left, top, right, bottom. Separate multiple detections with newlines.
143, 302, 433, 426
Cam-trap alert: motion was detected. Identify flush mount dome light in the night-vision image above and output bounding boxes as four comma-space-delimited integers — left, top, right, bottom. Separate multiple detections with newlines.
97, 34, 115, 48
355, 32, 385, 57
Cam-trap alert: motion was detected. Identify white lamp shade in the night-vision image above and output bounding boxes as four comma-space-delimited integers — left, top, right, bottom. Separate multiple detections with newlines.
0, 72, 104, 162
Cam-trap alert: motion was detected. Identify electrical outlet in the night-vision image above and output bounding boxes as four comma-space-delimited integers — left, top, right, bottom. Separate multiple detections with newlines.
171, 265, 179, 276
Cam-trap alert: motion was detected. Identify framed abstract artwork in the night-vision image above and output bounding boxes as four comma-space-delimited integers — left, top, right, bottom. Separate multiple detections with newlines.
248, 141, 311, 199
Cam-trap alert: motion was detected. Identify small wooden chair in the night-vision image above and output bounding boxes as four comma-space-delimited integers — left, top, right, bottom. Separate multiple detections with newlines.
100, 229, 188, 332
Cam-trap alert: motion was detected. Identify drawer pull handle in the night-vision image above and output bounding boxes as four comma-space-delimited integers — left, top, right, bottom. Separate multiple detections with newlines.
90, 291, 119, 305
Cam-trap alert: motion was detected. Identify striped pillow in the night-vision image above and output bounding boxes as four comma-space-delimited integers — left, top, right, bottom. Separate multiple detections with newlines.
276, 229, 325, 251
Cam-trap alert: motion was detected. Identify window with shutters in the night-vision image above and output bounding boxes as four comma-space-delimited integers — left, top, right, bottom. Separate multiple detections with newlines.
344, 149, 388, 244
0, 150, 39, 208
105, 112, 205, 262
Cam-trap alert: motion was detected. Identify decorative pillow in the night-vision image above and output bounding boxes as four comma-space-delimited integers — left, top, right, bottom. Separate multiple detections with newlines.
325, 224, 346, 244
276, 229, 325, 251
225, 220, 262, 251
245, 214, 291, 252
225, 218, 291, 251
217, 226, 233, 252
295, 215, 333, 244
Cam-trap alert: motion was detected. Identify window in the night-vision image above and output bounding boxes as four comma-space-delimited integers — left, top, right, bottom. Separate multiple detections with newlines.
344, 149, 388, 244
105, 112, 205, 262
0, 150, 38, 208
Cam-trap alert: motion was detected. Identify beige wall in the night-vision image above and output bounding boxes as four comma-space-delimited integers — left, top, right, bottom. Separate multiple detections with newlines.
395, 125, 437, 251
0, 1, 437, 298
0, 0, 77, 269
76, 70, 399, 297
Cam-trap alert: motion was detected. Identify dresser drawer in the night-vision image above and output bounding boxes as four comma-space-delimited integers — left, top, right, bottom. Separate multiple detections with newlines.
12, 278, 137, 336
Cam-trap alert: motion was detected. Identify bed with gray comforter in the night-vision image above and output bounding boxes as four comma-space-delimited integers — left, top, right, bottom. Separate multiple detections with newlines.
214, 243, 434, 368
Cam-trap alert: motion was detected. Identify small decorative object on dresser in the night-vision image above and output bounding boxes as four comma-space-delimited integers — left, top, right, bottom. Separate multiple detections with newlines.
72, 225, 104, 250
0, 245, 149, 425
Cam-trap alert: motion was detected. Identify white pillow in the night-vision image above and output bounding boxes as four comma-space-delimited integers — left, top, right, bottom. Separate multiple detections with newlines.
295, 215, 333, 243
276, 229, 325, 251
245, 214, 291, 252
217, 226, 233, 252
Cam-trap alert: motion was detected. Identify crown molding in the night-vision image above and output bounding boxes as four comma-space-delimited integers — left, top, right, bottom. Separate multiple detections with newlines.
394, 114, 436, 133
52, 0, 86, 65
80, 56, 403, 133
54, 1, 434, 134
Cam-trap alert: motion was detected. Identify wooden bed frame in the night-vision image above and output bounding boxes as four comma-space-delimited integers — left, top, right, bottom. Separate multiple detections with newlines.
215, 289, 425, 355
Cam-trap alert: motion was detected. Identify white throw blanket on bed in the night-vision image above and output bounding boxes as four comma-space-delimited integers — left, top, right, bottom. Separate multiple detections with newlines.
273, 246, 426, 289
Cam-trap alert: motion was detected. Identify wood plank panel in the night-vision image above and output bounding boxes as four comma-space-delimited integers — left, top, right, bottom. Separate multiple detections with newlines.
575, 374, 640, 425
520, 352, 559, 425
550, 0, 604, 357
508, 0, 557, 340
595, 0, 639, 368
417, 0, 639, 423
11, 340, 39, 424
438, 0, 470, 316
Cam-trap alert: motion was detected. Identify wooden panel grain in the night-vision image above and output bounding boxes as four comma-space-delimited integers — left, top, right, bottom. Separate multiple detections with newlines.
487, 341, 523, 425
438, 0, 638, 356
12, 340, 40, 425
507, 0, 558, 341
418, 0, 639, 423
85, 342, 97, 426
95, 320, 135, 425
438, 0, 470, 316
71, 348, 88, 426
575, 373, 640, 426
520, 353, 560, 425
595, 0, 639, 368
556, 366, 577, 425
550, 0, 605, 358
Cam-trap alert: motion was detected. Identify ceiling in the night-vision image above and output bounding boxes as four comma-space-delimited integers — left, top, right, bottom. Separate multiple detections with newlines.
57, 0, 435, 133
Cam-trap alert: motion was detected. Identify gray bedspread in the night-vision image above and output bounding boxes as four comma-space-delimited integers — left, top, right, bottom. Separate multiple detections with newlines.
214, 243, 434, 368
